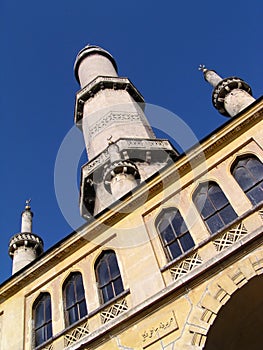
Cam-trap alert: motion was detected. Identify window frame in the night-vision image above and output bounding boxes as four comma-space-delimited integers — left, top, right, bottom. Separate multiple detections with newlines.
156, 207, 195, 262
33, 292, 53, 348
62, 272, 88, 327
193, 181, 237, 234
231, 154, 263, 205
95, 250, 124, 304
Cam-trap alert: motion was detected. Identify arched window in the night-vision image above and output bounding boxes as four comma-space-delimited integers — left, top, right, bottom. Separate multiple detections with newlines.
33, 293, 52, 347
156, 208, 195, 261
63, 272, 87, 327
95, 250, 124, 304
231, 155, 263, 205
193, 181, 237, 234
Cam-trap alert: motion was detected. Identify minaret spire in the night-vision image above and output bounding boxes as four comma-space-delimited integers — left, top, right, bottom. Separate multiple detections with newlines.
199, 64, 255, 117
9, 200, 43, 274
74, 45, 179, 218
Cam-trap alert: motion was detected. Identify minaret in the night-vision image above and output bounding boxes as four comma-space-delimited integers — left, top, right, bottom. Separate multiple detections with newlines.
8, 200, 43, 274
199, 65, 255, 117
74, 45, 179, 218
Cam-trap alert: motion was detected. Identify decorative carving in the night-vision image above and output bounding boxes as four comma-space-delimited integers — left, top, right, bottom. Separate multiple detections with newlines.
89, 112, 142, 137
212, 223, 248, 252
64, 320, 89, 347
212, 76, 252, 116
170, 252, 202, 281
8, 233, 43, 256
100, 297, 128, 324
259, 209, 263, 221
74, 77, 144, 123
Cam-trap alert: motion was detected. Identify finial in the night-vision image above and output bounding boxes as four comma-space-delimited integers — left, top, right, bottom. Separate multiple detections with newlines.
107, 135, 114, 145
25, 198, 31, 210
198, 64, 207, 73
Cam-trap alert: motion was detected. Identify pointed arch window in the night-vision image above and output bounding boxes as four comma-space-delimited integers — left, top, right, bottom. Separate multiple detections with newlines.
33, 293, 52, 347
193, 181, 237, 234
156, 208, 195, 261
231, 155, 263, 205
95, 250, 124, 304
63, 272, 88, 327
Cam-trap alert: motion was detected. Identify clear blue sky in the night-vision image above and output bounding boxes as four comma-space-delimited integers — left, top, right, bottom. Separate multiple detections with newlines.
0, 0, 262, 283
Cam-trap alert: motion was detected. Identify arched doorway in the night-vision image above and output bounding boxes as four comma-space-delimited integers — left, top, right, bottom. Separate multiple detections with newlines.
204, 275, 263, 350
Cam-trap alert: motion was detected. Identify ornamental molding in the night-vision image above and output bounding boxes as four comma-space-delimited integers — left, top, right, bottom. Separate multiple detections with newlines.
89, 112, 143, 137
74, 76, 144, 123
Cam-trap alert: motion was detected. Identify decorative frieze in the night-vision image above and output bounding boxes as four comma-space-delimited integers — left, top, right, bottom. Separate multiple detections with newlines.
169, 252, 203, 281
89, 112, 142, 137
212, 222, 248, 252
100, 297, 128, 324
64, 320, 90, 347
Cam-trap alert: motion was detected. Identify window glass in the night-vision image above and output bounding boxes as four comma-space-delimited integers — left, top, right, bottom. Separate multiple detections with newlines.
95, 251, 124, 304
33, 293, 52, 347
156, 208, 195, 261
63, 273, 87, 327
194, 182, 237, 234
232, 155, 263, 205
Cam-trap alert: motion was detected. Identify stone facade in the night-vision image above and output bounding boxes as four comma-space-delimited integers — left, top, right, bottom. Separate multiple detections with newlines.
0, 48, 262, 350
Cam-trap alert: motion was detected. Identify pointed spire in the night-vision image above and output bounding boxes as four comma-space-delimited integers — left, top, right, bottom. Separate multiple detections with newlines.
199, 64, 222, 87
9, 200, 43, 274
199, 65, 255, 117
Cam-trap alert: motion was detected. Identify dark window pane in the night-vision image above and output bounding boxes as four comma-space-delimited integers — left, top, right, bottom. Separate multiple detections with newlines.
35, 302, 44, 327
66, 282, 75, 307
209, 186, 228, 210
68, 306, 78, 325
109, 254, 120, 279
178, 220, 189, 235
46, 323, 52, 340
35, 328, 45, 347
76, 278, 85, 301
200, 198, 215, 219
158, 218, 170, 233
96, 251, 124, 303
114, 277, 124, 295
234, 167, 255, 190
220, 205, 237, 225
102, 284, 114, 303
168, 241, 182, 259
248, 159, 263, 181
180, 233, 194, 252
206, 214, 224, 234
79, 300, 87, 319
45, 298, 52, 322
171, 211, 184, 234
157, 209, 195, 261
247, 184, 263, 205
161, 225, 176, 245
98, 260, 110, 286
34, 294, 52, 347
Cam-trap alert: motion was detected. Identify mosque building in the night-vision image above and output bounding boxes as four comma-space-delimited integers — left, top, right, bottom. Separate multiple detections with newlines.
0, 45, 262, 350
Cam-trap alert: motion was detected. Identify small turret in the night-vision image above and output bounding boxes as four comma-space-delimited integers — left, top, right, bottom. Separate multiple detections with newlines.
8, 200, 43, 274
199, 65, 255, 117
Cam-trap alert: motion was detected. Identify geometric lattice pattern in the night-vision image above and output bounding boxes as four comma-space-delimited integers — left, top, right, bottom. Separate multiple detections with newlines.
42, 345, 53, 350
213, 222, 248, 252
170, 252, 203, 281
100, 297, 128, 324
64, 321, 89, 347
